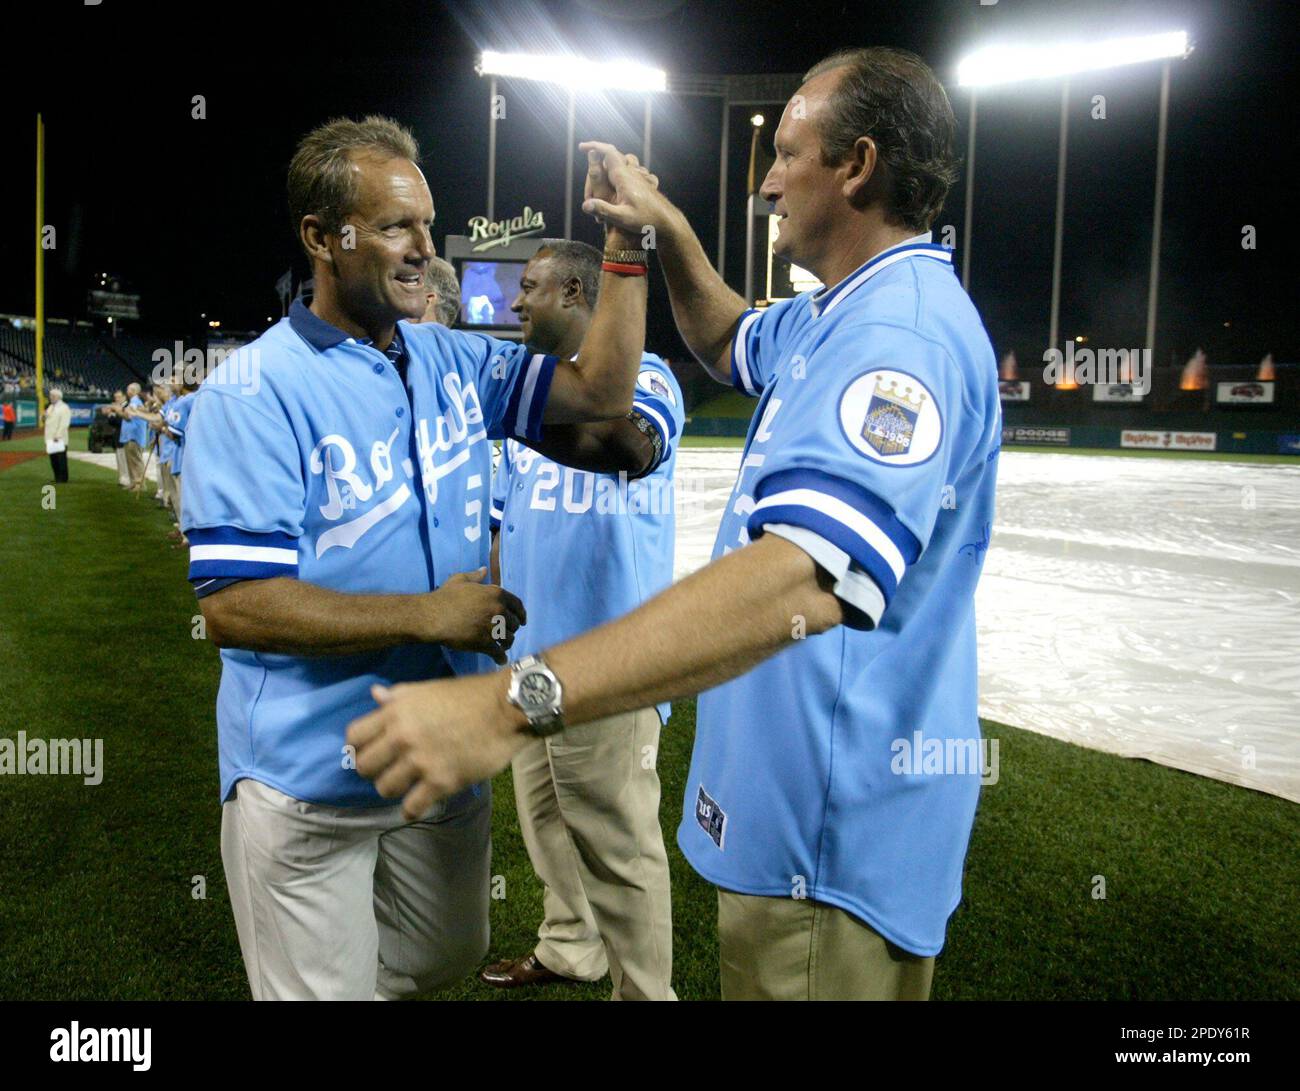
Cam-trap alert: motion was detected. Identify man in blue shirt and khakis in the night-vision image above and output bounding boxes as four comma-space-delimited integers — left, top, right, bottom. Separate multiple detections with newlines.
350, 48, 1001, 1001
183, 117, 656, 1000
480, 240, 684, 999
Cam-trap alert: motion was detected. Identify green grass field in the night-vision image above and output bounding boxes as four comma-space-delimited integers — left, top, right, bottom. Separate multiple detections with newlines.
0, 435, 1295, 1000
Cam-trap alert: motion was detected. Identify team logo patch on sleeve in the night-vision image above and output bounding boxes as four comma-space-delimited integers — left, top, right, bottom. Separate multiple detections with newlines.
636, 369, 676, 405
695, 785, 727, 849
838, 369, 942, 466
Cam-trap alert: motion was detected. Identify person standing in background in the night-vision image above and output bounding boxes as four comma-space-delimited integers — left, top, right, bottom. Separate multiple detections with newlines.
480, 240, 682, 1000
104, 391, 130, 486
120, 382, 148, 492
42, 389, 71, 483
419, 256, 460, 326
2, 400, 15, 440
164, 381, 197, 545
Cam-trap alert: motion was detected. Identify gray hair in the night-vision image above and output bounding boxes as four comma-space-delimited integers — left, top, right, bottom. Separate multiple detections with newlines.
424, 256, 461, 326
534, 239, 603, 310
48, 388, 63, 400
288, 116, 421, 251
802, 48, 959, 232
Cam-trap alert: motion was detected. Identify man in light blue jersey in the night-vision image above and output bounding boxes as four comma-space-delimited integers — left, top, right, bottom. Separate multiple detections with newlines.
183, 116, 651, 1000
351, 48, 999, 1001
163, 381, 196, 540
142, 382, 176, 513
478, 240, 683, 999
120, 381, 148, 492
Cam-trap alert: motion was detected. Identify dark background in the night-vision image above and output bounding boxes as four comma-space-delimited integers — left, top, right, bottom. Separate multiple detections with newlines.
4, 0, 1295, 372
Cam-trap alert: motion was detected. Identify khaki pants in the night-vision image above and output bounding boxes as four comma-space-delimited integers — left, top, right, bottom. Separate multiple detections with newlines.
171, 474, 183, 525
159, 463, 174, 511
512, 706, 675, 1000
717, 890, 935, 1000
221, 778, 491, 1001
124, 441, 145, 490
114, 446, 130, 486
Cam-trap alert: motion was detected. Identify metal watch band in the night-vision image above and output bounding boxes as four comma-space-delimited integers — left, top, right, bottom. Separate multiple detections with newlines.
508, 654, 566, 737
603, 248, 649, 264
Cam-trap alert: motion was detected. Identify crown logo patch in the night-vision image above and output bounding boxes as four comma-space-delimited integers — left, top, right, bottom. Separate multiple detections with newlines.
862, 377, 926, 456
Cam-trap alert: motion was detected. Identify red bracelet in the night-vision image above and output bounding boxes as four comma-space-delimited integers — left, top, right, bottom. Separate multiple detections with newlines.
601, 261, 648, 276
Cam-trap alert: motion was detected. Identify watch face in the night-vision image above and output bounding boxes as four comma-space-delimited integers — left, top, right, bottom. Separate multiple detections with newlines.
519, 670, 556, 711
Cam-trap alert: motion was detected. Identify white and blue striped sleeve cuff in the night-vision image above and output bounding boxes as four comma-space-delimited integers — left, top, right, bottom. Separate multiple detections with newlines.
630, 394, 678, 472
764, 523, 886, 629
187, 527, 299, 583
730, 309, 764, 398
502, 352, 559, 443
748, 467, 922, 616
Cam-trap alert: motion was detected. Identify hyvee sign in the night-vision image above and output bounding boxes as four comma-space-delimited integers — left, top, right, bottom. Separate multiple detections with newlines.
468, 207, 546, 252
1121, 430, 1217, 451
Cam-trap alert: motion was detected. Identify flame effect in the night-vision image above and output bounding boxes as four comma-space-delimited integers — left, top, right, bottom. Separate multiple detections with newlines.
1180, 349, 1208, 391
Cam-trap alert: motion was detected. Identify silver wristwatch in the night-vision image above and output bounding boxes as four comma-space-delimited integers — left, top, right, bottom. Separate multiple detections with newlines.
506, 655, 566, 736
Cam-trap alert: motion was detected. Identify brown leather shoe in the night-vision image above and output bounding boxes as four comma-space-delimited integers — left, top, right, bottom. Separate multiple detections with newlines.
479, 953, 582, 989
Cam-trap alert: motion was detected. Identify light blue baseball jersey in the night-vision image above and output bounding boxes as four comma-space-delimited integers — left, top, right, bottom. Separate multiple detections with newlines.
156, 396, 176, 465
166, 392, 195, 475
122, 395, 147, 447
490, 354, 683, 724
678, 237, 1000, 956
182, 300, 558, 806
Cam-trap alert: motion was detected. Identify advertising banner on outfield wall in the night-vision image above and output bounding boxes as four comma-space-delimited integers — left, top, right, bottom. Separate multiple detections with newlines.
998, 381, 1031, 402
1216, 381, 1275, 405
1121, 430, 1218, 451
1093, 383, 1146, 403
1278, 434, 1300, 456
1002, 426, 1071, 446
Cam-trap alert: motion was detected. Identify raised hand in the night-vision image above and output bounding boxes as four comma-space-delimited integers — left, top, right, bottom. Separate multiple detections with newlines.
578, 141, 669, 242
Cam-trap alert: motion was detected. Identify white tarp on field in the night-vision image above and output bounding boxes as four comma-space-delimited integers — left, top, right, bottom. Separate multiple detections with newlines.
674, 449, 1300, 803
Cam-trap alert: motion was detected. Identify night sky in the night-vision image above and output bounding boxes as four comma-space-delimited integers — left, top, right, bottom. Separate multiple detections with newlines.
7, 0, 1296, 370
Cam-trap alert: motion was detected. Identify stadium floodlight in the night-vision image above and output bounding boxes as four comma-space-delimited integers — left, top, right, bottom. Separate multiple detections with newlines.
956, 30, 1189, 87
956, 29, 1191, 361
477, 50, 667, 239
477, 50, 666, 93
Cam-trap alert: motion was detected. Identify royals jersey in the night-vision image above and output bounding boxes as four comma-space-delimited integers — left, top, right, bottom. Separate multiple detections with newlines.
167, 392, 195, 475
122, 395, 147, 447
156, 397, 176, 465
490, 354, 683, 723
182, 300, 558, 806
677, 237, 1000, 956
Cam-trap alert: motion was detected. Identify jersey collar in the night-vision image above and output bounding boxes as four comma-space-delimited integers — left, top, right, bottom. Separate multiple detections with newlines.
809, 232, 951, 319
289, 298, 407, 362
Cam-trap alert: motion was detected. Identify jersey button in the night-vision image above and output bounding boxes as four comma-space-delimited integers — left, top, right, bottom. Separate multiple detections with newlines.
373, 363, 384, 374
395, 407, 404, 417
507, 523, 515, 532
432, 516, 440, 527
515, 482, 524, 491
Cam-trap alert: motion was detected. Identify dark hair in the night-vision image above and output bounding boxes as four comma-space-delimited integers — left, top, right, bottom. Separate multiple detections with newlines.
803, 48, 959, 232
533, 239, 603, 309
287, 116, 420, 250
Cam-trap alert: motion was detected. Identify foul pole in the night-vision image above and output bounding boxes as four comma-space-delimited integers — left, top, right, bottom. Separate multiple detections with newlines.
35, 114, 46, 422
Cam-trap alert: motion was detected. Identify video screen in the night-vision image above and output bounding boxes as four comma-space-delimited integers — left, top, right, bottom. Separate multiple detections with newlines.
457, 260, 526, 329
